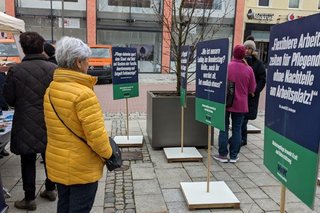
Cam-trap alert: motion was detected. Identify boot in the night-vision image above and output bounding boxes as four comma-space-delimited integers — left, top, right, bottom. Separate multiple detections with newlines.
40, 189, 57, 201
0, 149, 9, 156
14, 199, 36, 211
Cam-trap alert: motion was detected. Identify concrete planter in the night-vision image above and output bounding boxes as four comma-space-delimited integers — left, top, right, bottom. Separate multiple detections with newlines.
147, 91, 209, 149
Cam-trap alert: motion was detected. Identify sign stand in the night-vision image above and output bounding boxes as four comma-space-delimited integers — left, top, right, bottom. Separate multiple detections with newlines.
280, 185, 286, 213
164, 106, 203, 162
112, 47, 143, 147
163, 45, 202, 163
114, 98, 143, 147
180, 126, 240, 210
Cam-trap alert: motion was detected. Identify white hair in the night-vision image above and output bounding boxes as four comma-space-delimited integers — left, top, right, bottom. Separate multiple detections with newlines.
55, 36, 91, 69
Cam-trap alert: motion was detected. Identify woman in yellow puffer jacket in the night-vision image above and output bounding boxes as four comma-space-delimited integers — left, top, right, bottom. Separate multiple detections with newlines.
43, 36, 112, 213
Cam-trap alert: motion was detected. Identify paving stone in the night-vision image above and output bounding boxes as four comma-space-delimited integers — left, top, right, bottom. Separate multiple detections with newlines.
225, 168, 246, 178
135, 194, 167, 213
246, 173, 279, 187
236, 177, 257, 189
236, 162, 264, 173
234, 192, 254, 204
132, 167, 155, 180
261, 186, 300, 203
162, 189, 185, 202
244, 188, 269, 199
285, 202, 317, 213
167, 201, 211, 213
225, 181, 244, 193
255, 198, 279, 211
212, 171, 233, 181
156, 168, 191, 189
133, 179, 161, 195
240, 203, 264, 213
184, 165, 209, 178
104, 208, 116, 213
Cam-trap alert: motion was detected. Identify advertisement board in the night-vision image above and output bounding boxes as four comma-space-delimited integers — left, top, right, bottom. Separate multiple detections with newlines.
195, 38, 229, 130
180, 45, 191, 107
112, 47, 139, 100
264, 13, 320, 208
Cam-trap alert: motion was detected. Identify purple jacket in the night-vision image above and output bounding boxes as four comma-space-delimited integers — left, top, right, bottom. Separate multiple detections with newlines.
227, 59, 256, 113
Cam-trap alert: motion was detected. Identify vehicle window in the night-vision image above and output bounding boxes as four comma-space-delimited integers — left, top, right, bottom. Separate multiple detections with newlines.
90, 48, 111, 58
0, 43, 19, 57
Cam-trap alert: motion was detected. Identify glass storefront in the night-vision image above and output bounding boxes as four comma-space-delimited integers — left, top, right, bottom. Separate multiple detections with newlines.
97, 30, 162, 73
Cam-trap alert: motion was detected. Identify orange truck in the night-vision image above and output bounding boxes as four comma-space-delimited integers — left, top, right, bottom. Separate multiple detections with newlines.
0, 39, 21, 65
88, 45, 112, 84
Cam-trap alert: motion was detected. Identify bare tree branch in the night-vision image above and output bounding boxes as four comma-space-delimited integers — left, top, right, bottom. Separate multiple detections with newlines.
153, 0, 234, 92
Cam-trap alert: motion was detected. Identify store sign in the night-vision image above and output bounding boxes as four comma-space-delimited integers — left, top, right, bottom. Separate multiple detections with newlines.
58, 18, 80, 29
247, 9, 274, 21
288, 13, 304, 21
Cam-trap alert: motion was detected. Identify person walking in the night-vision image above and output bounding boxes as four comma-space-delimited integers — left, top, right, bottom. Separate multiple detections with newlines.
3, 32, 57, 211
43, 36, 113, 213
213, 45, 256, 163
241, 38, 266, 146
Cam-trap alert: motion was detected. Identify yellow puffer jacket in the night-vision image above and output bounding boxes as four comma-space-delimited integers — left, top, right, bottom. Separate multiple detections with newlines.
44, 68, 112, 185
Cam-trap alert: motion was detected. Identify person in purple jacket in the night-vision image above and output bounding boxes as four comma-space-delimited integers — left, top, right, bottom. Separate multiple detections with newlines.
214, 45, 256, 163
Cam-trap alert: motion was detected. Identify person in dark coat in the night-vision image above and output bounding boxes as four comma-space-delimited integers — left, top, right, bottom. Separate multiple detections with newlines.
0, 69, 9, 158
241, 38, 266, 146
43, 42, 57, 65
3, 32, 57, 211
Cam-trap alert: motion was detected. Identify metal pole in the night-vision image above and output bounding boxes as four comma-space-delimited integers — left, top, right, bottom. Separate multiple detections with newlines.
50, 0, 53, 42
206, 126, 212, 192
61, 0, 64, 36
126, 98, 129, 140
180, 106, 184, 153
280, 185, 286, 213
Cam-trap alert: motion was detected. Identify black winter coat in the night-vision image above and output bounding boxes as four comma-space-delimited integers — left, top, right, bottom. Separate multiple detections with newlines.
245, 55, 266, 120
4, 54, 56, 155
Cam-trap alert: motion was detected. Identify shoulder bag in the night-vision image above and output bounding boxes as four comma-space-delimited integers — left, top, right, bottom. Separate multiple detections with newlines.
226, 80, 235, 108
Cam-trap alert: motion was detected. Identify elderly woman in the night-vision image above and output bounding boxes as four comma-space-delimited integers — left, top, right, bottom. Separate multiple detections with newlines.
43, 36, 112, 213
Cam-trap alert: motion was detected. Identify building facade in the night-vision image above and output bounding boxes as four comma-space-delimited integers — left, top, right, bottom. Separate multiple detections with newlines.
3, 0, 235, 73
240, 0, 320, 64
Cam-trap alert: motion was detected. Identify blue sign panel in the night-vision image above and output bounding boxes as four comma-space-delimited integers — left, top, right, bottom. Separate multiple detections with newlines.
264, 13, 320, 208
265, 13, 320, 153
112, 47, 138, 84
195, 38, 229, 130
196, 39, 229, 103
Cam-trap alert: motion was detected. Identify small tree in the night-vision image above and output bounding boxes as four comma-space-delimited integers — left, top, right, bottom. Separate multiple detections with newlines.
153, 0, 233, 93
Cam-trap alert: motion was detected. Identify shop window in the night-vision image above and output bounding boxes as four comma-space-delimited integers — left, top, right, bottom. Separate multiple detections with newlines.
183, 0, 213, 9
289, 0, 300, 8
40, 0, 78, 2
213, 0, 222, 10
108, 0, 151, 8
258, 0, 269, 6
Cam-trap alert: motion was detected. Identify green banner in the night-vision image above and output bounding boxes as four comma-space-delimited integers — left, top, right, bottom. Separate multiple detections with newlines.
195, 97, 225, 131
180, 87, 186, 107
113, 82, 139, 100
264, 127, 319, 208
